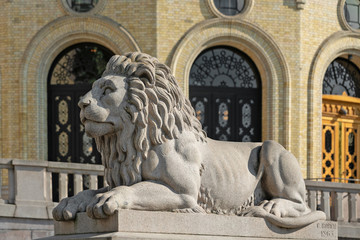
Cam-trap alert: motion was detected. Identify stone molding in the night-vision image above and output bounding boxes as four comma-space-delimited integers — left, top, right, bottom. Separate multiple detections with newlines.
307, 31, 360, 178
205, 0, 253, 19
19, 16, 140, 161
170, 18, 291, 147
57, 0, 107, 16
338, 0, 358, 32
295, 0, 306, 10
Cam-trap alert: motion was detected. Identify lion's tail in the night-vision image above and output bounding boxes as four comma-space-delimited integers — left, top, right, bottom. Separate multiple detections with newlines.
263, 210, 326, 228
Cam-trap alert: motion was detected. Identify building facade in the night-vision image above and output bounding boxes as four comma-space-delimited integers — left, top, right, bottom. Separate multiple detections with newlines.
2, 0, 360, 180
2, 0, 360, 239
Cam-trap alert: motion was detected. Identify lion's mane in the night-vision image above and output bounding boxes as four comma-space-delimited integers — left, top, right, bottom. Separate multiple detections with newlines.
95, 52, 206, 188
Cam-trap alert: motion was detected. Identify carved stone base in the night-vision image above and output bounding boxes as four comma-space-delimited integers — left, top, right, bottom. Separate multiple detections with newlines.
43, 210, 337, 240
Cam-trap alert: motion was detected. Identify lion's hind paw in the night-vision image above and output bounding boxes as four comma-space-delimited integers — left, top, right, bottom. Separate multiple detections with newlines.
172, 205, 205, 213
240, 199, 308, 218
238, 206, 267, 217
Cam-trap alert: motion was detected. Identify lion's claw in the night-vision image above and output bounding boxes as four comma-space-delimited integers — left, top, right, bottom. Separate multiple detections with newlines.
85, 190, 124, 219
52, 189, 102, 221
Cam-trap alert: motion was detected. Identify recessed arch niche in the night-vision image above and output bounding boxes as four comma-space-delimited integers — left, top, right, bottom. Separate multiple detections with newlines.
20, 16, 140, 160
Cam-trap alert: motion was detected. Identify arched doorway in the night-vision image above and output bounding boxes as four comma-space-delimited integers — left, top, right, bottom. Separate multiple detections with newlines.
48, 42, 114, 165
322, 56, 360, 183
189, 46, 262, 141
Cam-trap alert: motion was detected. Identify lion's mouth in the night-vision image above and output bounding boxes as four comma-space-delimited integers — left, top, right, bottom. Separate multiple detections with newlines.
81, 117, 114, 126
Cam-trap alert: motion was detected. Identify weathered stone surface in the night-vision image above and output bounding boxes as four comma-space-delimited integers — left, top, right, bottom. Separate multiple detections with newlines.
0, 217, 54, 231
32, 230, 55, 239
52, 52, 325, 229
338, 222, 360, 239
47, 210, 337, 240
0, 230, 32, 240
0, 213, 54, 240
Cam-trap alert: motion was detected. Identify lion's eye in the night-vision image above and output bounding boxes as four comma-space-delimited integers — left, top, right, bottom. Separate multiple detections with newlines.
103, 87, 113, 95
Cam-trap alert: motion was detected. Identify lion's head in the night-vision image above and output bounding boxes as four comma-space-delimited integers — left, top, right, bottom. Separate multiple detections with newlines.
78, 52, 206, 188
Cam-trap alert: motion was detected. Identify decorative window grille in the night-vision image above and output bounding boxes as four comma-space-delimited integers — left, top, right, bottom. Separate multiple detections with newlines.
189, 46, 261, 142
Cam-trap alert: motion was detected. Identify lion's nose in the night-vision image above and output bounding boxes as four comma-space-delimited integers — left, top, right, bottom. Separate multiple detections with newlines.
78, 94, 92, 108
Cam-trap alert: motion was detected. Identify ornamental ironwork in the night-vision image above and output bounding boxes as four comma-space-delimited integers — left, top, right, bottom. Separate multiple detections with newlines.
322, 124, 336, 182
189, 46, 261, 142
323, 57, 360, 97
189, 46, 259, 88
49, 43, 113, 85
345, 127, 358, 183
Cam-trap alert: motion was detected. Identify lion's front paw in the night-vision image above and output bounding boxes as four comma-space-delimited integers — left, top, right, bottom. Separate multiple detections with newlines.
53, 189, 97, 221
86, 188, 129, 219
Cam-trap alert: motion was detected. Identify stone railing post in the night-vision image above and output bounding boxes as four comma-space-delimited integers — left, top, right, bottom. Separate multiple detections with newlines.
333, 191, 344, 222
89, 174, 98, 189
308, 189, 317, 211
74, 173, 83, 195
348, 192, 358, 222
59, 172, 68, 200
321, 190, 331, 220
12, 159, 53, 219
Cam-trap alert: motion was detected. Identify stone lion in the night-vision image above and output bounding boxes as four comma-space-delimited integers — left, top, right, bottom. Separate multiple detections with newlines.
53, 52, 325, 228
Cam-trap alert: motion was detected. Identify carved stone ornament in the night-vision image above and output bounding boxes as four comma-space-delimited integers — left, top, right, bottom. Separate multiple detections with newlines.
52, 52, 325, 228
296, 0, 306, 10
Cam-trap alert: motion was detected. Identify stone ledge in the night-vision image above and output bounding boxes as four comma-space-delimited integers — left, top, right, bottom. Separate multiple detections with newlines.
47, 210, 337, 240
0, 203, 15, 217
338, 222, 360, 239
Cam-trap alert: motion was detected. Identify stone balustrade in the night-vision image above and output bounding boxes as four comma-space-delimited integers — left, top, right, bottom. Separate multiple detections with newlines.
305, 180, 360, 222
0, 159, 104, 219
46, 161, 106, 202
0, 159, 359, 239
305, 180, 360, 239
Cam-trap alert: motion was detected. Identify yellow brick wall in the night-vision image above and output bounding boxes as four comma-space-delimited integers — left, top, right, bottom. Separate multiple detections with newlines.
102, 0, 157, 56
300, 1, 342, 178
248, 0, 301, 153
0, 0, 357, 179
156, 0, 210, 65
0, 1, 63, 159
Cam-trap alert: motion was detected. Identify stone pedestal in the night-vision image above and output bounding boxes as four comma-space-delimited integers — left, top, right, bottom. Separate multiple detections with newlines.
42, 210, 337, 240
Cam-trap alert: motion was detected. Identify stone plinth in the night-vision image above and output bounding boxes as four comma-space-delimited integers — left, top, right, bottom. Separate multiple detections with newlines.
42, 210, 337, 240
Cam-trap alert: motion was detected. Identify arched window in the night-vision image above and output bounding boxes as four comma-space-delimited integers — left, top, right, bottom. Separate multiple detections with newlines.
189, 46, 261, 142
322, 57, 360, 183
323, 57, 360, 97
48, 43, 114, 165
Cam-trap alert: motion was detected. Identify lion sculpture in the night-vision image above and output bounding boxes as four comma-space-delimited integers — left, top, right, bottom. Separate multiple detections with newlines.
53, 52, 325, 228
